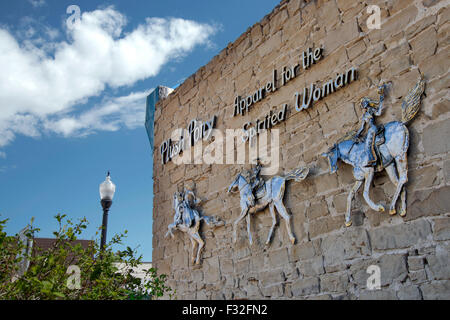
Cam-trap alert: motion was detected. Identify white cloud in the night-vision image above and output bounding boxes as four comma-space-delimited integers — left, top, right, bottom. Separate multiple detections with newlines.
0, 6, 216, 147
44, 90, 151, 137
29, 0, 46, 8
0, 151, 6, 159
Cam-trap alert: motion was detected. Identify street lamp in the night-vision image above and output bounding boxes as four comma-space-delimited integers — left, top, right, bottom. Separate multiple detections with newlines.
99, 171, 116, 252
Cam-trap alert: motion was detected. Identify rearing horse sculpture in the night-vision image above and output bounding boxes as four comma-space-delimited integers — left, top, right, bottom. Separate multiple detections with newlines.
227, 166, 309, 245
165, 188, 224, 265
322, 76, 425, 227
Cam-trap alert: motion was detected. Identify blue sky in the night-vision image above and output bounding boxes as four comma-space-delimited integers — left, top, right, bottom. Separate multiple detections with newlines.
0, 0, 280, 261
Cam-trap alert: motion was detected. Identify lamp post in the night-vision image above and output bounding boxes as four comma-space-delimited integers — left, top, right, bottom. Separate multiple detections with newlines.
99, 171, 116, 252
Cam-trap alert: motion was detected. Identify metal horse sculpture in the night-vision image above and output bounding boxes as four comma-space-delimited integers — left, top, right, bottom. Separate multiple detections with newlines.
322, 77, 425, 227
165, 188, 224, 265
227, 166, 309, 245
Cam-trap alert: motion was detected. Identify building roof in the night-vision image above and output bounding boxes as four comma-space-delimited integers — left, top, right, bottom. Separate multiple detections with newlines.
33, 238, 94, 252
32, 238, 95, 264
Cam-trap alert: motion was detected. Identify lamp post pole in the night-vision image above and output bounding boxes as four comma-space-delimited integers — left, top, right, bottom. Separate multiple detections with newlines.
100, 199, 112, 251
99, 171, 116, 252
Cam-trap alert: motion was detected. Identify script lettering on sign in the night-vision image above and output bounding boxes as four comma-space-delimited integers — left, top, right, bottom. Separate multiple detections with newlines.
294, 67, 358, 111
160, 116, 217, 164
233, 47, 324, 117
158, 45, 360, 165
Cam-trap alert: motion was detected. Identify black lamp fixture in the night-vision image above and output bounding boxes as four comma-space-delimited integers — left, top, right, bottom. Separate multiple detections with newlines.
99, 171, 116, 252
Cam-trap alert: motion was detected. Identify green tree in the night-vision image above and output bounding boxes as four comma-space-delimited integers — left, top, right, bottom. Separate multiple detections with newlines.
0, 214, 174, 300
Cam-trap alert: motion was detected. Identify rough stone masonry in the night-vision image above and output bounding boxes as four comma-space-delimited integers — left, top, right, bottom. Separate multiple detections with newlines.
152, 0, 450, 300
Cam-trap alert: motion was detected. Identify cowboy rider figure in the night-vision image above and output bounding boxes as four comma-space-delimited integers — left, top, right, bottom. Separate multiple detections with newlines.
356, 85, 386, 167
183, 188, 201, 209
248, 159, 264, 206
180, 188, 201, 228
173, 191, 184, 226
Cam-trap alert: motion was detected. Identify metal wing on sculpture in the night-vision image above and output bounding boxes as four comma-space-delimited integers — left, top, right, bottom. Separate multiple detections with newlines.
401, 75, 426, 124
284, 166, 310, 182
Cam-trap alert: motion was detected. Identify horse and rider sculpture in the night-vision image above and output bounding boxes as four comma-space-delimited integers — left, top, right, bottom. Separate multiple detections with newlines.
166, 76, 426, 263
227, 160, 309, 246
165, 188, 224, 265
322, 76, 425, 227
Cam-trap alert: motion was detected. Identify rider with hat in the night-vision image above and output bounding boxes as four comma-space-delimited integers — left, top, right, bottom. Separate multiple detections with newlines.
247, 159, 264, 206
356, 85, 386, 167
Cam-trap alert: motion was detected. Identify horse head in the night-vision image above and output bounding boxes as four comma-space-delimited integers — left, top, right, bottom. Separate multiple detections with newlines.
321, 144, 339, 174
228, 174, 242, 193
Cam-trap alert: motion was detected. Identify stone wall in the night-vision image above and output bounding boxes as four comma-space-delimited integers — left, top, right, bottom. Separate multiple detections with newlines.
152, 0, 450, 299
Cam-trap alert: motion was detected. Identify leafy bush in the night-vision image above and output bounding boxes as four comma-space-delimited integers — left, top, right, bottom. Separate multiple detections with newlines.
0, 214, 174, 300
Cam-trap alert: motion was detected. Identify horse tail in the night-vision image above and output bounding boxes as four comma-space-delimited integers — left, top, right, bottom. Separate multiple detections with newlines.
284, 166, 309, 182
202, 215, 225, 228
401, 75, 425, 125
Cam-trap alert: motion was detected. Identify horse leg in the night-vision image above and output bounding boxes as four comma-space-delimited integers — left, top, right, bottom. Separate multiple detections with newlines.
345, 180, 363, 227
266, 203, 277, 245
385, 163, 400, 215
233, 207, 249, 244
189, 237, 197, 265
363, 168, 385, 212
400, 184, 407, 217
392, 154, 408, 217
246, 214, 253, 245
274, 201, 296, 245
191, 232, 204, 265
